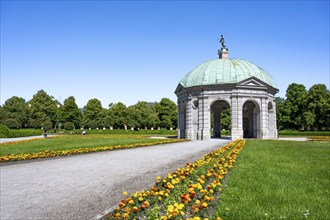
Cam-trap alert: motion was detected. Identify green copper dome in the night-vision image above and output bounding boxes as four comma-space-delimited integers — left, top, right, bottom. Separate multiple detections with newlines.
179, 58, 277, 89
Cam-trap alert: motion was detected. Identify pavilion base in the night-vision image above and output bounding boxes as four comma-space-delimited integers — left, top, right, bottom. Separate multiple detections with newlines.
231, 129, 243, 140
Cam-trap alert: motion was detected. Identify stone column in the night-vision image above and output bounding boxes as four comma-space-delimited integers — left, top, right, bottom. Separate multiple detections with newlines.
231, 95, 243, 140
268, 108, 275, 138
203, 96, 210, 140
269, 99, 278, 139
185, 96, 193, 140
273, 101, 278, 139
253, 108, 261, 138
197, 94, 210, 140
260, 98, 269, 139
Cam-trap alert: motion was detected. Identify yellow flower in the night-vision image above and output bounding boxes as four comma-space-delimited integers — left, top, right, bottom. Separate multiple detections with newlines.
124, 207, 130, 212
167, 205, 174, 213
123, 191, 128, 196
143, 200, 150, 208
128, 199, 134, 204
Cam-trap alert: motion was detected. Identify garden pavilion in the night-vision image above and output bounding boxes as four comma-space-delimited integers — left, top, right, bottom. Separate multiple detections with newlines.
174, 36, 279, 140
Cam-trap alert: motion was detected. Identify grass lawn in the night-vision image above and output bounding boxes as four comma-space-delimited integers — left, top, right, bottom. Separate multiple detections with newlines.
0, 133, 181, 157
214, 140, 330, 220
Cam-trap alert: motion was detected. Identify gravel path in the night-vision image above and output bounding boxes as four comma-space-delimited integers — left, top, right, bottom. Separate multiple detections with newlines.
0, 139, 230, 220
0, 135, 56, 143
278, 137, 309, 141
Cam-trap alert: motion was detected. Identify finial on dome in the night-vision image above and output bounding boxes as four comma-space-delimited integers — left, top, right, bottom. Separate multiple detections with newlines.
218, 35, 229, 59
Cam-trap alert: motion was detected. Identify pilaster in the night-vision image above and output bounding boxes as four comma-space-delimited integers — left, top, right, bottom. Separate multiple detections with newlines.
197, 95, 210, 140
261, 98, 269, 139
185, 96, 193, 140
273, 101, 278, 139
231, 95, 243, 140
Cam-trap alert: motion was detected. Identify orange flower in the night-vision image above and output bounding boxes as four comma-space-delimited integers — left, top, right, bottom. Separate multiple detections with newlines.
132, 206, 139, 213
143, 200, 150, 208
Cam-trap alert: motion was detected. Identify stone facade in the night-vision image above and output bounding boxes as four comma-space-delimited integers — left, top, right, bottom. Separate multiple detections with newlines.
175, 76, 278, 140
175, 43, 278, 140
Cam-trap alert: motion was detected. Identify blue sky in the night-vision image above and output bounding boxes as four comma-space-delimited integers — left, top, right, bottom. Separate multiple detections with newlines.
1, 1, 329, 108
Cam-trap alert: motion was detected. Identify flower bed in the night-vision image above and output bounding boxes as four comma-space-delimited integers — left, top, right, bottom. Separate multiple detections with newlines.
0, 139, 187, 162
0, 136, 58, 147
307, 136, 330, 142
106, 139, 246, 219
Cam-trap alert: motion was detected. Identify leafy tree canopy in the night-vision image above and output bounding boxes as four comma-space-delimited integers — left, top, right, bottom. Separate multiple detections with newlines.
58, 96, 82, 127
1, 96, 29, 127
110, 102, 128, 129
28, 90, 58, 126
155, 98, 177, 129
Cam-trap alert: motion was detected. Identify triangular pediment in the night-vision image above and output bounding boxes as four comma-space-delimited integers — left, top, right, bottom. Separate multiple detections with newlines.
174, 83, 184, 94
237, 77, 268, 88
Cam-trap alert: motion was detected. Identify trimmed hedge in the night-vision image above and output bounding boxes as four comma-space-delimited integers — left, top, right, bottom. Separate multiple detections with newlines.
64, 122, 75, 131
279, 130, 330, 136
3, 129, 45, 138
0, 125, 10, 138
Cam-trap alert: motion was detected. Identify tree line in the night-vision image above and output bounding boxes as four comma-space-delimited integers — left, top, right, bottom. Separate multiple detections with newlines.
0, 90, 178, 131
276, 83, 329, 131
1, 83, 329, 132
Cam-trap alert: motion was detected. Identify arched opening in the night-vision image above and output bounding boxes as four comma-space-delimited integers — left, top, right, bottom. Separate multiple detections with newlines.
179, 102, 186, 139
242, 100, 260, 138
210, 100, 231, 138
268, 101, 275, 138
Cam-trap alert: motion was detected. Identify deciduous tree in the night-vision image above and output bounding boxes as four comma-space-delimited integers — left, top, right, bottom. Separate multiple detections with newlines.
155, 98, 177, 129
284, 83, 308, 130
28, 90, 58, 127
110, 102, 128, 129
58, 96, 82, 128
2, 96, 29, 127
83, 98, 103, 129
305, 84, 330, 130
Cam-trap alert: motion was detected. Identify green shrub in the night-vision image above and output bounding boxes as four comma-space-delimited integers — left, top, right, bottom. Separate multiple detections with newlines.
7, 129, 43, 138
64, 122, 75, 131
4, 119, 21, 129
87, 120, 98, 130
30, 119, 41, 129
221, 129, 230, 135
42, 121, 53, 132
0, 124, 10, 138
